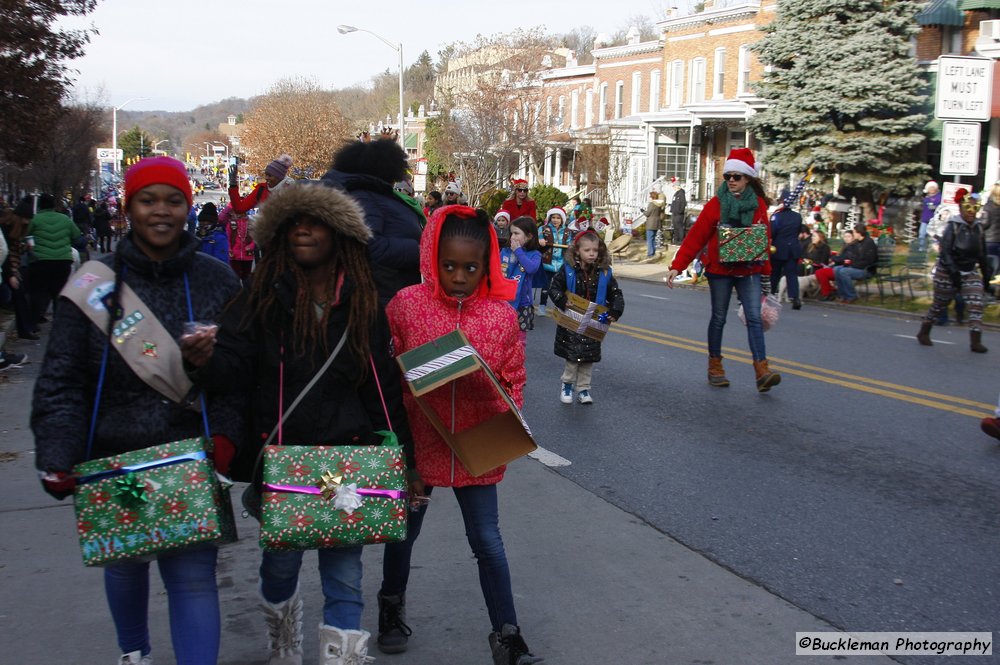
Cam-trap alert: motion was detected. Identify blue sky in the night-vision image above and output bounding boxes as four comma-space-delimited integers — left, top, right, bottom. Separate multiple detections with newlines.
61, 0, 693, 112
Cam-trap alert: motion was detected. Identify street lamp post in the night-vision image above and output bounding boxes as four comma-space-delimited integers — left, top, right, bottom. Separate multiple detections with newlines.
111, 97, 149, 174
152, 139, 168, 155
337, 25, 404, 150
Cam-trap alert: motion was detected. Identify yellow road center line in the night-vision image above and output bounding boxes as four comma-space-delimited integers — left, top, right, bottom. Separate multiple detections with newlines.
610, 323, 994, 418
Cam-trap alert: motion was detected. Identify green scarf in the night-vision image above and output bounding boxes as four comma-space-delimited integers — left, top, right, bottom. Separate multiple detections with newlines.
716, 183, 758, 228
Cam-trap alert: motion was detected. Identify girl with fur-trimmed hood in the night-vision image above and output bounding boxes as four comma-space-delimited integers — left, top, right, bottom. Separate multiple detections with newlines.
547, 229, 625, 405
181, 182, 416, 665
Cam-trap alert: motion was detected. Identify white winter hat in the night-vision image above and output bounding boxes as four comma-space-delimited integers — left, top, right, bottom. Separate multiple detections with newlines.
444, 181, 462, 195
546, 207, 566, 222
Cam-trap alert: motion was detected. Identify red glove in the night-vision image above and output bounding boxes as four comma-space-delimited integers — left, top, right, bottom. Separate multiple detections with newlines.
40, 471, 76, 500
212, 435, 236, 475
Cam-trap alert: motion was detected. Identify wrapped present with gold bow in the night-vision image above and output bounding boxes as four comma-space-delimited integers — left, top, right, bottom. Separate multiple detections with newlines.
550, 291, 612, 341
717, 224, 769, 263
73, 437, 236, 567
259, 432, 408, 551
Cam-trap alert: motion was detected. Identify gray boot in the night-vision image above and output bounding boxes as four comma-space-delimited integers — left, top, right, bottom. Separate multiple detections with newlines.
319, 624, 374, 665
260, 587, 304, 665
489, 624, 544, 665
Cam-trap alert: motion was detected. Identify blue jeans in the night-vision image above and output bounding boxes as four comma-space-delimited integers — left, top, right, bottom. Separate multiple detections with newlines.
770, 258, 799, 299
706, 273, 766, 361
261, 546, 364, 629
918, 222, 929, 251
833, 266, 868, 300
104, 546, 219, 664
381, 484, 517, 631
646, 230, 657, 257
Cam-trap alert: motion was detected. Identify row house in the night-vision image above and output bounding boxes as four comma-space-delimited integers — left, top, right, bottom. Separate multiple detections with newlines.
535, 0, 773, 220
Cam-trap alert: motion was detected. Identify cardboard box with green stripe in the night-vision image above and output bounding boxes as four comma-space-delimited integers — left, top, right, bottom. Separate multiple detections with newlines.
396, 330, 536, 476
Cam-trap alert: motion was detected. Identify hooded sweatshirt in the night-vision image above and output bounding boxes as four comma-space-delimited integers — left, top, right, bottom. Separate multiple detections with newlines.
386, 205, 523, 487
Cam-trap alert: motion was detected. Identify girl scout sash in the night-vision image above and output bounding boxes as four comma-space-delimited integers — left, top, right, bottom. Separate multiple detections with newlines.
60, 260, 200, 411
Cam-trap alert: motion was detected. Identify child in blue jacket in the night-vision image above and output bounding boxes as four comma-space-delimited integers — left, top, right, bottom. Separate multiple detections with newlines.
499, 216, 542, 346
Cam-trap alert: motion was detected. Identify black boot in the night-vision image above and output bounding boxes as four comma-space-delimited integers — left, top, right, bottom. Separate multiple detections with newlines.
971, 330, 988, 353
489, 624, 544, 665
792, 298, 802, 310
376, 592, 411, 654
916, 321, 933, 346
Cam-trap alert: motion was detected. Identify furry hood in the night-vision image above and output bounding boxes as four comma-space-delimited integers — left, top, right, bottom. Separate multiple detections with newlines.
251, 182, 371, 247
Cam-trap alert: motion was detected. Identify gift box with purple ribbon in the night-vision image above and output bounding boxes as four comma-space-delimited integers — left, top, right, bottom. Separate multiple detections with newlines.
73, 437, 236, 567
717, 224, 769, 263
259, 433, 408, 551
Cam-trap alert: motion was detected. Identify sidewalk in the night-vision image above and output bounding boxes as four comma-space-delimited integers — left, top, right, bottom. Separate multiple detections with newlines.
0, 330, 894, 664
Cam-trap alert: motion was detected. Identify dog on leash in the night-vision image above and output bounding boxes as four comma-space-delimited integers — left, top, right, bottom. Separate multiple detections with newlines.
776, 274, 819, 303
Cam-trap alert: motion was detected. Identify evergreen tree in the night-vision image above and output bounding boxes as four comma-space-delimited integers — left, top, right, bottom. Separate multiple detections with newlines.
748, 0, 930, 195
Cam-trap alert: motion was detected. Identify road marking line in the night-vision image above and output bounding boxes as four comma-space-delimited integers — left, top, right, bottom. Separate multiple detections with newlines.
610, 323, 994, 417
528, 447, 572, 467
893, 334, 956, 345
638, 294, 671, 300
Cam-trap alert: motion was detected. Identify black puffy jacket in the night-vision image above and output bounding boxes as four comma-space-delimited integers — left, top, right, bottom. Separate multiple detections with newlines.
547, 246, 625, 364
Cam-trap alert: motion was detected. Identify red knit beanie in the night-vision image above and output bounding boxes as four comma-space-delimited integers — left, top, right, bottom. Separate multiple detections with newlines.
124, 156, 193, 208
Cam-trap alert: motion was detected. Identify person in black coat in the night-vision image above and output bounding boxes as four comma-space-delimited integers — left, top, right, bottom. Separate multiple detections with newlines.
768, 204, 804, 309
669, 182, 687, 244
321, 139, 423, 306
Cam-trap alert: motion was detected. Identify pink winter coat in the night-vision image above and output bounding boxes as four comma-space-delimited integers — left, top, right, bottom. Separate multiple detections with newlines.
221, 206, 255, 261
386, 205, 523, 487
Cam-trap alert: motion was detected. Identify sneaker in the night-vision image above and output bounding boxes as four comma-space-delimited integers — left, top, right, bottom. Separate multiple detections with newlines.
0, 352, 27, 371
489, 624, 544, 665
118, 651, 153, 665
536, 305, 547, 316
577, 390, 593, 405
560, 383, 573, 404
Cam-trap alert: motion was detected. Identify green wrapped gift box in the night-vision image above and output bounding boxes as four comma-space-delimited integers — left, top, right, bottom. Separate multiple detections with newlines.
73, 437, 236, 567
260, 436, 408, 551
718, 224, 769, 263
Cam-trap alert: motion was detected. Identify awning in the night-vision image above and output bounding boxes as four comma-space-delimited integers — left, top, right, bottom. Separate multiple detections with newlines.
404, 133, 417, 149
957, 0, 1000, 9
918, 0, 965, 26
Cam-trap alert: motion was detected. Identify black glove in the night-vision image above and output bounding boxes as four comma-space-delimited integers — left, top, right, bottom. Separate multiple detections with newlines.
227, 164, 238, 189
40, 470, 76, 500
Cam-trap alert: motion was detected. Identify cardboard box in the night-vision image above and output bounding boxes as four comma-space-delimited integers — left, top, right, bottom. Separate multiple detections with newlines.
551, 291, 612, 341
397, 330, 536, 477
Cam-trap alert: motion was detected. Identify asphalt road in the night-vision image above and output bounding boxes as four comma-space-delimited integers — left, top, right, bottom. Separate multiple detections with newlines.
521, 277, 999, 663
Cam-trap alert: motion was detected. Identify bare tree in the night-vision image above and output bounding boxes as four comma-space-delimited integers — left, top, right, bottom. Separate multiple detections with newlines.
241, 78, 351, 180
24, 101, 105, 197
429, 29, 560, 205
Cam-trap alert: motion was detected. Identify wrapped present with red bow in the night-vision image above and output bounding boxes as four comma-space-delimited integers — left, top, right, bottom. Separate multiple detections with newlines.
259, 432, 408, 551
73, 437, 236, 566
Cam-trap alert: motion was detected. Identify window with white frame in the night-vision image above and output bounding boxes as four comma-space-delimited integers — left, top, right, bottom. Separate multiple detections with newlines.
558, 96, 566, 129
599, 83, 608, 122
571, 90, 579, 129
585, 88, 594, 127
615, 81, 624, 119
670, 60, 684, 107
737, 45, 751, 95
631, 71, 641, 114
689, 58, 706, 103
650, 69, 661, 111
546, 96, 553, 126
713, 48, 726, 99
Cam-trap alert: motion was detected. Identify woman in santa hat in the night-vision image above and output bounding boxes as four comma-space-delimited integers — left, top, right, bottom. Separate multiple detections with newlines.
665, 147, 781, 393
499, 179, 537, 221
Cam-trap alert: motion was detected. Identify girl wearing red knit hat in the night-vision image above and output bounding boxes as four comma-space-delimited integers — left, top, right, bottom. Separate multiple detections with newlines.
32, 156, 244, 664
665, 147, 781, 392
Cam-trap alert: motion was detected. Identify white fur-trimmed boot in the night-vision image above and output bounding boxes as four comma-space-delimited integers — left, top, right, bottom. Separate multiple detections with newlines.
117, 651, 153, 665
260, 586, 304, 665
319, 624, 374, 665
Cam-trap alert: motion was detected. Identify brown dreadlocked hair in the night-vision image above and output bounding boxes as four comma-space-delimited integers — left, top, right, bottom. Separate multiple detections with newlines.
243, 217, 378, 379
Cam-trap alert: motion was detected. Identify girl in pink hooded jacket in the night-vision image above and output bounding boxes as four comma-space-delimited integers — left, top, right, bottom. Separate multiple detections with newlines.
375, 206, 543, 665
220, 205, 255, 283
